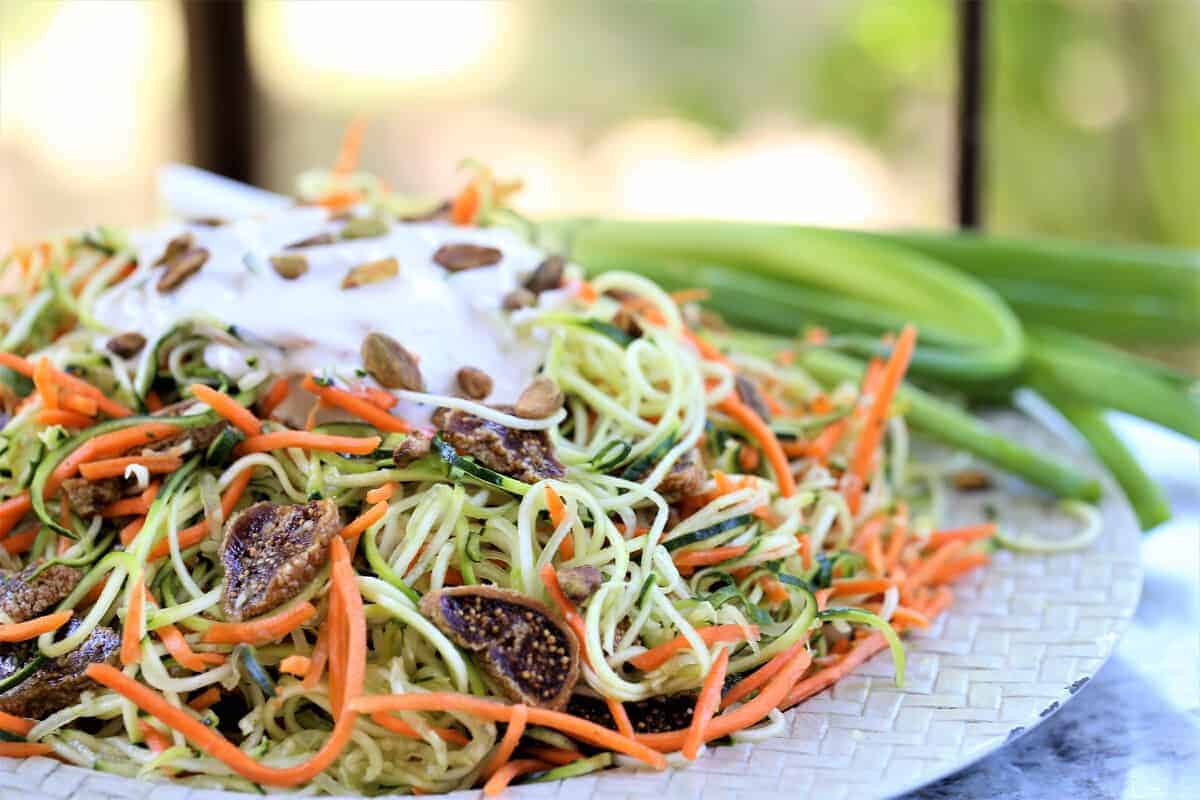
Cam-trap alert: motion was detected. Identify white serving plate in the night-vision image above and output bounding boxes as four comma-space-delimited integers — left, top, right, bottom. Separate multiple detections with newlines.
2, 411, 1142, 800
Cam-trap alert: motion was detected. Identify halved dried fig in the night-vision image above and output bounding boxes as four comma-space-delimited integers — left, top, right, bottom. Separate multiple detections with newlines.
420, 586, 579, 709
220, 499, 340, 620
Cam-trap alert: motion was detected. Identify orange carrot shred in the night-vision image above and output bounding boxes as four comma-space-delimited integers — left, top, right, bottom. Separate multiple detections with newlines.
202, 602, 317, 646
259, 377, 291, 418
121, 575, 145, 666
191, 383, 262, 437
0, 610, 72, 642
682, 645, 729, 759
629, 625, 759, 672
483, 703, 528, 777
187, 687, 222, 711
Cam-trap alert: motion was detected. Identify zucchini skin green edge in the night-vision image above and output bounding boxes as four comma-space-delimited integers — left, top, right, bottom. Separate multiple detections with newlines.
29, 411, 218, 538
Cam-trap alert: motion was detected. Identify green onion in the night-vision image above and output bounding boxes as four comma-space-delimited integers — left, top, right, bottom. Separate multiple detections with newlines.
866, 230, 1200, 345
548, 219, 1026, 382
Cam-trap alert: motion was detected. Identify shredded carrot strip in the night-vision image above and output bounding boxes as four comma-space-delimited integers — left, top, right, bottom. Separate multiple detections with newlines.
682, 645, 729, 759
797, 533, 812, 570
450, 181, 481, 226
606, 697, 635, 739
340, 501, 388, 540
190, 384, 262, 437
483, 703, 528, 777
121, 576, 145, 665
203, 602, 316, 646
303, 619, 331, 690
0, 351, 132, 418
926, 523, 996, 550
0, 610, 72, 642
279, 655, 312, 677
672, 544, 750, 568
782, 633, 887, 709
758, 575, 790, 606
539, 565, 589, 659
259, 377, 291, 418
102, 482, 160, 518
156, 622, 225, 672
629, 625, 759, 672
235, 430, 382, 457
139, 720, 171, 753
49, 423, 183, 494
0, 525, 36, 554
922, 587, 955, 619
828, 578, 897, 598
635, 648, 813, 753
365, 482, 397, 505
32, 357, 59, 408
738, 444, 761, 472
902, 540, 965, 599
117, 524, 147, 555
884, 521, 909, 575
187, 687, 222, 711
0, 493, 32, 538
544, 485, 574, 558
544, 485, 567, 528
61, 393, 98, 416
866, 531, 886, 577
0, 710, 34, 737
301, 376, 409, 433
931, 551, 990, 584
847, 325, 917, 507
36, 408, 93, 428
0, 742, 53, 758
352, 694, 666, 769
368, 712, 471, 745
523, 745, 582, 766
717, 395, 796, 497
144, 390, 164, 413
87, 661, 359, 787
78, 454, 182, 481
356, 384, 398, 410
720, 640, 806, 709
327, 535, 366, 719
483, 758, 548, 796
575, 280, 599, 303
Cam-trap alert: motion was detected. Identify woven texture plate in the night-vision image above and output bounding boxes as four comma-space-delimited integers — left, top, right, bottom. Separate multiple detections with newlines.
1, 412, 1142, 800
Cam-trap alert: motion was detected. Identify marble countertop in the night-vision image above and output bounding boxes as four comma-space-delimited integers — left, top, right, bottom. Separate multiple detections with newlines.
908, 416, 1200, 800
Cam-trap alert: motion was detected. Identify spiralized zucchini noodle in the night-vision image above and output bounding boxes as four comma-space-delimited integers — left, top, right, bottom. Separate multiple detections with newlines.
0, 166, 1097, 795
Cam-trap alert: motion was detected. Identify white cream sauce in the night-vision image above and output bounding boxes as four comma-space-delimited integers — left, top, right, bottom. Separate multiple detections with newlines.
91, 207, 564, 425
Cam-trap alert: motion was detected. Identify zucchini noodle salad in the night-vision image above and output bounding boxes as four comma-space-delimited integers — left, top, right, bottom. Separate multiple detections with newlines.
0, 149, 1096, 796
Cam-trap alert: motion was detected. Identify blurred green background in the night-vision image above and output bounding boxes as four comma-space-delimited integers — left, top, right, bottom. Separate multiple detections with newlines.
1, 0, 1197, 246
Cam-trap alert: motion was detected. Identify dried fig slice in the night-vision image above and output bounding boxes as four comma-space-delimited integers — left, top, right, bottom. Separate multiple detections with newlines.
420, 586, 579, 709
220, 499, 340, 620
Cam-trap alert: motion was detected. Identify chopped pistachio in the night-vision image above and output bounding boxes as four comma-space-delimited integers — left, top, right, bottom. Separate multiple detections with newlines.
340, 216, 390, 240
270, 254, 309, 280
361, 332, 423, 390
341, 257, 399, 289
433, 243, 503, 271
456, 366, 493, 400
156, 248, 209, 292
514, 376, 564, 419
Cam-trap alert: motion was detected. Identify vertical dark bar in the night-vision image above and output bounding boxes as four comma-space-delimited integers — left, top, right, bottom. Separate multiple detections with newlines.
956, 0, 987, 229
182, 0, 254, 184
